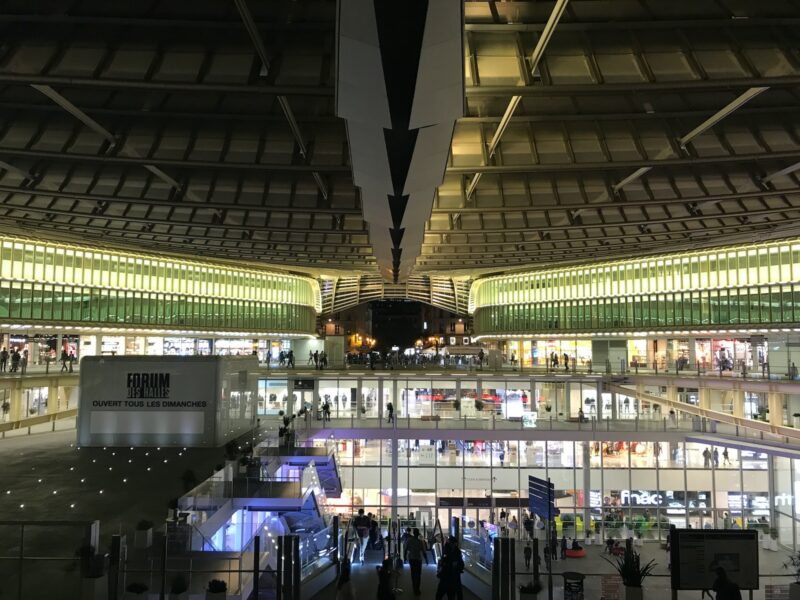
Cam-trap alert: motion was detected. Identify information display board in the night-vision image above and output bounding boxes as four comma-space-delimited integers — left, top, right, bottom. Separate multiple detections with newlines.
78, 355, 257, 447
670, 529, 759, 590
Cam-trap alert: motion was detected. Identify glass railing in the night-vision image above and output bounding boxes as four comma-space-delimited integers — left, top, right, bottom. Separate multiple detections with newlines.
266, 359, 800, 381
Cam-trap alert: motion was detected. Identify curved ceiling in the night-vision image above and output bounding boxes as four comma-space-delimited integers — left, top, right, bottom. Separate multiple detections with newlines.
0, 0, 799, 282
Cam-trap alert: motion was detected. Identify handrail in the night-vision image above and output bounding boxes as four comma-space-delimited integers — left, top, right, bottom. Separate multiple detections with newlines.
0, 407, 77, 434
605, 382, 800, 441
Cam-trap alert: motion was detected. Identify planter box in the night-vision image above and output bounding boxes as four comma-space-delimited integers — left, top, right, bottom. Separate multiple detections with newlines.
624, 586, 643, 600
789, 582, 800, 600
519, 592, 538, 599
134, 528, 153, 549
81, 575, 108, 600
123, 593, 148, 600
169, 593, 188, 600
206, 592, 227, 600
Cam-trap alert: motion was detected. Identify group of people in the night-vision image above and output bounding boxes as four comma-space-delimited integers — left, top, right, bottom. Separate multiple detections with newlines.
702, 446, 731, 468
277, 350, 295, 368
308, 350, 329, 369
0, 347, 28, 374
549, 352, 571, 371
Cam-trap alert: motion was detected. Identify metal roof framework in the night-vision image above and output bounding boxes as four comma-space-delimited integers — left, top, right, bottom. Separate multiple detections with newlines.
0, 1, 799, 305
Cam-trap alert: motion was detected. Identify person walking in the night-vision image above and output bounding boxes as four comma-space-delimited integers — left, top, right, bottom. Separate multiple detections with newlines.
386, 401, 394, 424
435, 539, 465, 600
703, 447, 712, 469
307, 351, 314, 366
723, 448, 731, 466
287, 350, 295, 368
560, 535, 567, 560
60, 349, 68, 372
563, 352, 570, 371
713, 448, 720, 468
68, 351, 75, 372
20, 350, 27, 376
523, 513, 534, 540
313, 350, 319, 368
712, 567, 742, 600
10, 349, 20, 373
0, 347, 8, 372
405, 528, 428, 596
322, 400, 331, 424
352, 508, 371, 564
523, 543, 532, 568
509, 515, 519, 537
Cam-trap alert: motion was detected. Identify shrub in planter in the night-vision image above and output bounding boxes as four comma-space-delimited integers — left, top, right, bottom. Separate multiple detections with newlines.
604, 546, 656, 600
474, 399, 484, 412
519, 580, 542, 597
1, 400, 9, 414
544, 404, 552, 413
76, 544, 106, 578
181, 469, 197, 492
134, 519, 154, 548
169, 574, 189, 600
125, 582, 148, 597
206, 579, 227, 599
224, 440, 239, 461
452, 399, 461, 411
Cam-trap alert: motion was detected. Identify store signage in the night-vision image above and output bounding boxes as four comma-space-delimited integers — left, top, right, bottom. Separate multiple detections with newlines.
9, 335, 28, 344
419, 445, 435, 465
620, 490, 663, 506
127, 372, 170, 399
294, 379, 315, 390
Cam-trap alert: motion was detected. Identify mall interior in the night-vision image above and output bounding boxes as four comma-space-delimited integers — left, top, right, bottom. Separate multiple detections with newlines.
2, 1, 800, 599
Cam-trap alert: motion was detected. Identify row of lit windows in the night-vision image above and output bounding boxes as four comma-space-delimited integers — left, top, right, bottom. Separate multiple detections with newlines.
0, 280, 316, 333
0, 237, 319, 308
474, 284, 800, 334
471, 239, 800, 309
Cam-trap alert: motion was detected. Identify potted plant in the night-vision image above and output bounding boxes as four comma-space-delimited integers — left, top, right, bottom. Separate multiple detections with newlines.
544, 404, 552, 413
519, 580, 542, 598
134, 519, 154, 549
474, 398, 484, 412
169, 574, 189, 600
604, 546, 656, 600
452, 399, 461, 412
238, 456, 249, 474
206, 579, 227, 599
125, 582, 148, 599
784, 552, 800, 600
1, 400, 9, 415
181, 469, 197, 492
76, 545, 107, 600
793, 413, 800, 428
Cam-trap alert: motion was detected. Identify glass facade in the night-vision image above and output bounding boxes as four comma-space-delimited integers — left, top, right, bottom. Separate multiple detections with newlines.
0, 236, 319, 334
325, 438, 785, 543
471, 239, 800, 336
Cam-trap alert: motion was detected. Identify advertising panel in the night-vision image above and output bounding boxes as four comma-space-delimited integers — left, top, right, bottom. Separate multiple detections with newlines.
670, 529, 759, 590
78, 356, 257, 447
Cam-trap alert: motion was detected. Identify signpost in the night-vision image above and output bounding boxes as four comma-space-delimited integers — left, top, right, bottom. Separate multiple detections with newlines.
528, 476, 558, 600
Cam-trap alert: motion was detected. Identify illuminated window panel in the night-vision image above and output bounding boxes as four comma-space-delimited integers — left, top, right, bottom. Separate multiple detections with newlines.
473, 284, 800, 336
0, 235, 320, 334
471, 238, 800, 314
